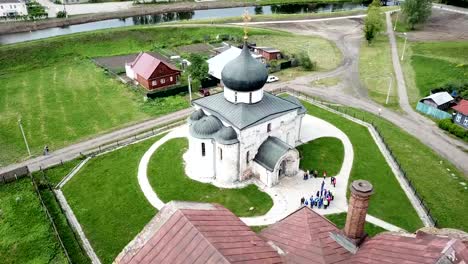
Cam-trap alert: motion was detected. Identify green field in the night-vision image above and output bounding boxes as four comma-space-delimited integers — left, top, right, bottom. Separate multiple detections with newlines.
325, 212, 387, 237
0, 25, 341, 166
399, 40, 468, 104
302, 101, 422, 231
298, 137, 344, 176
0, 179, 67, 264
359, 34, 399, 109
334, 106, 468, 232
148, 137, 273, 217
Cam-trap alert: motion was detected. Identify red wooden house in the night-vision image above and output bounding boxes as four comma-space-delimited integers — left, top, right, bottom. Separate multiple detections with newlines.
254, 47, 281, 61
125, 52, 181, 91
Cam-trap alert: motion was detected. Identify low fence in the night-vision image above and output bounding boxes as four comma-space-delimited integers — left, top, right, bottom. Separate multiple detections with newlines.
0, 166, 29, 185
416, 102, 452, 120
272, 87, 438, 227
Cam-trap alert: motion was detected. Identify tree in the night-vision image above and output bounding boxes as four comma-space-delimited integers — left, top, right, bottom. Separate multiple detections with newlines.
296, 52, 316, 71
363, 0, 384, 44
187, 54, 209, 89
401, 0, 432, 29
56, 11, 67, 18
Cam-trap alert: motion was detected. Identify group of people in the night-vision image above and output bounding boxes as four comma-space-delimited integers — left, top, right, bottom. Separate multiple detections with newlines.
300, 175, 337, 210
302, 169, 329, 180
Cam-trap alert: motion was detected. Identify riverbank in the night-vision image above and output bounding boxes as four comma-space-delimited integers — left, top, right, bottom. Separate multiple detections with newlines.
0, 0, 355, 34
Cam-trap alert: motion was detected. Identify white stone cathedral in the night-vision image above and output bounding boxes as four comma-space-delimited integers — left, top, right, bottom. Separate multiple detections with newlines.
185, 43, 305, 187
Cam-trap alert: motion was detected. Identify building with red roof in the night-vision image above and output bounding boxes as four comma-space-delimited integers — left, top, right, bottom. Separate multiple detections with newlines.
115, 180, 468, 264
125, 52, 181, 92
452, 99, 468, 129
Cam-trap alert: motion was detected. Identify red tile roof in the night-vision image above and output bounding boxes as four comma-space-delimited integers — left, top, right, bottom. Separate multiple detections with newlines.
452, 99, 468, 115
115, 201, 282, 264
130, 52, 180, 80
259, 207, 351, 264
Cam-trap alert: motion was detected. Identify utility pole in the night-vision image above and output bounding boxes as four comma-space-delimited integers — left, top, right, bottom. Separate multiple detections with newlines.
18, 118, 31, 156
188, 74, 192, 102
401, 32, 408, 61
393, 11, 399, 31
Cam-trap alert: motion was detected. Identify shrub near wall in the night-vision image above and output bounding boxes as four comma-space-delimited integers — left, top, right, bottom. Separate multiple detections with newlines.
438, 118, 468, 142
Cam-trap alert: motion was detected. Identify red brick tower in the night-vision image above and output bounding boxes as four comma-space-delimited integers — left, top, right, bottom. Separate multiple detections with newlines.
344, 180, 374, 241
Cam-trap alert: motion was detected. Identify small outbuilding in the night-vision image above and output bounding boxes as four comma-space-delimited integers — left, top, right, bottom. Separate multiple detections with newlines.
253, 46, 281, 61
125, 52, 181, 91
420, 92, 454, 110
207, 46, 263, 80
452, 99, 468, 129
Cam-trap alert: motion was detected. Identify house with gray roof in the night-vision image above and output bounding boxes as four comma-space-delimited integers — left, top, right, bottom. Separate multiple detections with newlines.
420, 91, 454, 110
186, 42, 304, 187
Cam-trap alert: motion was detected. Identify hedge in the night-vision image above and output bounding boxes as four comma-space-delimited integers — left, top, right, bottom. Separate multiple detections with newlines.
438, 118, 468, 142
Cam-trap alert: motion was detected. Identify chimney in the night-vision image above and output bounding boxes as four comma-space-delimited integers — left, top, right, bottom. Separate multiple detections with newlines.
344, 180, 374, 242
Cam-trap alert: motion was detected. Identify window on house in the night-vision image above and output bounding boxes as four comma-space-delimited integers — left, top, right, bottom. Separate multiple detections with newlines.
201, 143, 206, 157
267, 123, 272, 132
219, 148, 223, 160
234, 92, 238, 103
161, 78, 165, 84
246, 151, 250, 164
249, 92, 252, 103
152, 80, 157, 86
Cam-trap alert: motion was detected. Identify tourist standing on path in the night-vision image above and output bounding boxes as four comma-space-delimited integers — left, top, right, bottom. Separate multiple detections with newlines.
310, 196, 314, 208
324, 198, 329, 209
321, 180, 325, 195
43, 145, 49, 155
301, 197, 305, 206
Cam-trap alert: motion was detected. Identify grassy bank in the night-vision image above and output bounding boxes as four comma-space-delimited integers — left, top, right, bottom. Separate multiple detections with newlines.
0, 179, 67, 264
334, 106, 468, 232
359, 34, 399, 110
147, 137, 273, 217
303, 101, 422, 231
62, 134, 166, 264
0, 25, 340, 166
325, 212, 387, 236
298, 137, 344, 176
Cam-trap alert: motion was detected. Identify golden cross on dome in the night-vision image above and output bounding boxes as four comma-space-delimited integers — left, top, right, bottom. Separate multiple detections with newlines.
242, 8, 251, 40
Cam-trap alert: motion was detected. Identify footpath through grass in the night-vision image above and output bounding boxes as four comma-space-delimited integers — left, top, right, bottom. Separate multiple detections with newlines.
298, 137, 344, 176
336, 106, 468, 232
62, 134, 166, 264
0, 179, 67, 264
303, 101, 422, 231
148, 137, 273, 217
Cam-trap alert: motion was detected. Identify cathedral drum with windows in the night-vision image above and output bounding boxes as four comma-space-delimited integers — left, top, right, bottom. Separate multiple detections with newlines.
186, 43, 306, 187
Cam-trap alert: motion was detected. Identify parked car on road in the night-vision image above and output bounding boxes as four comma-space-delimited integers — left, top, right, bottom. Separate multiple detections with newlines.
266, 75, 279, 83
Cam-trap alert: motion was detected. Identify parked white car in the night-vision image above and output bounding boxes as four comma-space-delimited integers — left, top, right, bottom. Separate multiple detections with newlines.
266, 75, 279, 83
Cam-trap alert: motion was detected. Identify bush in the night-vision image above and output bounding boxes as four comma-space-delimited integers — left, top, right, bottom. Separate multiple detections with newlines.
438, 118, 468, 142
56, 11, 67, 18
296, 52, 316, 71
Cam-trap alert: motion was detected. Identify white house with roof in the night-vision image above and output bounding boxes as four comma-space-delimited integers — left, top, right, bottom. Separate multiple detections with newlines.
420, 91, 454, 110
186, 43, 305, 187
207, 46, 263, 80
0, 0, 27, 17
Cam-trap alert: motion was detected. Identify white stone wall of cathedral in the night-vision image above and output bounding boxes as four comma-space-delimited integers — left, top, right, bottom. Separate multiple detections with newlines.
238, 111, 300, 179
223, 86, 263, 104
188, 136, 216, 179
214, 142, 240, 184
253, 162, 277, 187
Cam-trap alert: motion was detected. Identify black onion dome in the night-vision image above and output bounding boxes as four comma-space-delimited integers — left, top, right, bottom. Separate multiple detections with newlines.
221, 43, 268, 92
190, 115, 223, 139
215, 126, 239, 145
189, 109, 205, 123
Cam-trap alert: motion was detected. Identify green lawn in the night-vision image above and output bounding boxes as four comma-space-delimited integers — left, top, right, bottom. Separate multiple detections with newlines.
0, 179, 67, 264
148, 137, 273, 217
334, 106, 468, 232
325, 212, 387, 237
298, 137, 344, 176
62, 134, 166, 264
399, 40, 468, 104
359, 34, 399, 109
303, 101, 422, 231
0, 25, 341, 166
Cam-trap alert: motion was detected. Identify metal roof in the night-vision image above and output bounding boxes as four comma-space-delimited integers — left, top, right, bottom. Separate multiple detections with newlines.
0, 0, 23, 3
452, 99, 468, 115
207, 46, 262, 80
254, 137, 291, 171
115, 201, 282, 264
192, 92, 302, 130
421, 92, 454, 106
282, 95, 307, 115
130, 52, 180, 80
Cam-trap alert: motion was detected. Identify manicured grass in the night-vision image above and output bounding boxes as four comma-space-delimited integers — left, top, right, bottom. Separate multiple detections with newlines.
303, 101, 422, 231
62, 133, 166, 264
310, 76, 341, 87
0, 26, 340, 165
297, 137, 344, 176
335, 106, 468, 232
147, 137, 274, 217
250, 225, 269, 233
39, 159, 84, 186
0, 179, 67, 264
359, 34, 399, 109
325, 212, 387, 237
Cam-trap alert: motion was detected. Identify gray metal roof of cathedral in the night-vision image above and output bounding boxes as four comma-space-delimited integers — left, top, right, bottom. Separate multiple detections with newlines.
221, 43, 268, 92
283, 95, 307, 115
254, 137, 292, 171
192, 92, 303, 130
190, 115, 223, 138
215, 126, 239, 145
189, 109, 205, 123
